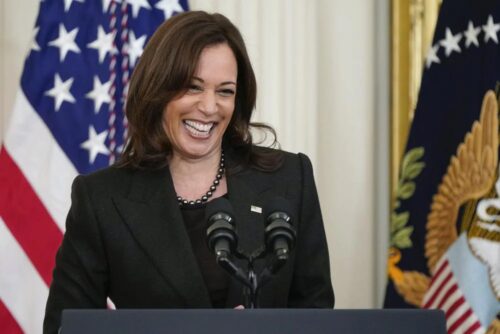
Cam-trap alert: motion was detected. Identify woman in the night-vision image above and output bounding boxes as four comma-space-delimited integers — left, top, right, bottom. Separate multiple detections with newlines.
44, 11, 334, 334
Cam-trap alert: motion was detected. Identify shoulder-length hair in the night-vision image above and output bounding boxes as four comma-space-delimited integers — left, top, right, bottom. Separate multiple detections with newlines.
118, 11, 283, 172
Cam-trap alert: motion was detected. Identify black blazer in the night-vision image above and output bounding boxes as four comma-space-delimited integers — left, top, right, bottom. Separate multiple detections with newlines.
44, 150, 334, 334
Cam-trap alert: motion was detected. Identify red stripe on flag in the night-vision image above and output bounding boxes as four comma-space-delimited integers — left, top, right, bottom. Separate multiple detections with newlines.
464, 321, 482, 334
423, 271, 453, 308
429, 259, 449, 287
436, 284, 458, 309
0, 147, 63, 285
448, 309, 473, 334
0, 299, 23, 334
446, 296, 466, 319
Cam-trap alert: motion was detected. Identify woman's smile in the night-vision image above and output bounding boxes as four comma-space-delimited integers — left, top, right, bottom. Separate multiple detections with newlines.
182, 120, 217, 138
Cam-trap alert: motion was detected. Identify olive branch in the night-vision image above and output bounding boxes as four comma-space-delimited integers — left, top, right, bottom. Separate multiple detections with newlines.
390, 147, 426, 249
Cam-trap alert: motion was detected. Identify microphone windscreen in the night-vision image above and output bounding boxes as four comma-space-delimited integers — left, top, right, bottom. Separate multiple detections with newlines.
263, 197, 293, 222
204, 197, 235, 222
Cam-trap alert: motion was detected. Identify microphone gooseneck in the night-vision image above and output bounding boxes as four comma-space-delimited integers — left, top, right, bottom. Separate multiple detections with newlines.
205, 197, 237, 259
263, 197, 297, 269
205, 197, 248, 286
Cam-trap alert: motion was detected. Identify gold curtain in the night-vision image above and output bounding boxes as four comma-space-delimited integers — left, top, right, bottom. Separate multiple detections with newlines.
391, 0, 441, 198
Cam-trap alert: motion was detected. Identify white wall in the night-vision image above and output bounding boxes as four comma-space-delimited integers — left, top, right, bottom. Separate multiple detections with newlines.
0, 0, 389, 308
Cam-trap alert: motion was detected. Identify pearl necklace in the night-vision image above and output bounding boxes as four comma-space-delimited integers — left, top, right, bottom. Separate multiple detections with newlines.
176, 150, 225, 207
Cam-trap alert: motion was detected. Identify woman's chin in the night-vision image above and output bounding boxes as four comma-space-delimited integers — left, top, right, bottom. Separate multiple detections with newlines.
174, 141, 221, 160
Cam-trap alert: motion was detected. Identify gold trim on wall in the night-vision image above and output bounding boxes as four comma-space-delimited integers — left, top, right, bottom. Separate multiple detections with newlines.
391, 0, 441, 199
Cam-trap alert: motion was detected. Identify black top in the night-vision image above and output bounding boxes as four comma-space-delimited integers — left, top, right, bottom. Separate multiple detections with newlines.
180, 203, 229, 308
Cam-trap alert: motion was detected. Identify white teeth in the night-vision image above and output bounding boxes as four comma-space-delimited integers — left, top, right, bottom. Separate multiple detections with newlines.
183, 120, 216, 138
184, 120, 214, 132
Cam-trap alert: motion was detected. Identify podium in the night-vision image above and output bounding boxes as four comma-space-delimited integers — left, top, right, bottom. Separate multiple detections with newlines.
60, 309, 446, 334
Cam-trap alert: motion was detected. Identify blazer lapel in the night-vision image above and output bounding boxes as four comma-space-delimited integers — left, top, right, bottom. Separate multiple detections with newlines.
113, 168, 211, 307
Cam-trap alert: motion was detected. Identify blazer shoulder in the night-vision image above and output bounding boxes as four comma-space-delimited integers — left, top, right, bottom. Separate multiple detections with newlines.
74, 165, 136, 197
245, 147, 316, 191
259, 147, 313, 176
251, 145, 311, 167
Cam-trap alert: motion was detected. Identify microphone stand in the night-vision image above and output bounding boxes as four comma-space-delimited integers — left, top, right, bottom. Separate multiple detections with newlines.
216, 250, 258, 308
215, 250, 249, 288
243, 263, 258, 308
217, 248, 290, 309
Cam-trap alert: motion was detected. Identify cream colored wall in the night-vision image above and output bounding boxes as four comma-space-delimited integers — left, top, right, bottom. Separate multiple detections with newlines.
0, 0, 389, 308
0, 0, 39, 139
316, 0, 376, 308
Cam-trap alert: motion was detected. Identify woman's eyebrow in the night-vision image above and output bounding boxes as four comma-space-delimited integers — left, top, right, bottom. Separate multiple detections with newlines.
192, 76, 236, 86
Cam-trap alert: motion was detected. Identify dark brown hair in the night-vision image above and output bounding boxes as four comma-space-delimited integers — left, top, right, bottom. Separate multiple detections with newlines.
118, 11, 283, 172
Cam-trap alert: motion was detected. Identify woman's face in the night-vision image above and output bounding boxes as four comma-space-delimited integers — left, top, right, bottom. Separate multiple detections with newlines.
163, 43, 237, 161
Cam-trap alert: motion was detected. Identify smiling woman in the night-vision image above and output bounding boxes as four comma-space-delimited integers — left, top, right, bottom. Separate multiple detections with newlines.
43, 11, 334, 334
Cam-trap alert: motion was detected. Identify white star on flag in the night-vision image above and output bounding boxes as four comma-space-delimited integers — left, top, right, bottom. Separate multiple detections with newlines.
464, 21, 481, 48
127, 31, 147, 67
63, 0, 84, 12
87, 26, 115, 63
425, 44, 440, 68
80, 126, 110, 164
31, 27, 41, 52
101, 0, 122, 13
439, 27, 462, 57
155, 0, 184, 20
127, 0, 151, 18
86, 76, 112, 114
483, 15, 500, 44
48, 24, 81, 62
45, 73, 76, 111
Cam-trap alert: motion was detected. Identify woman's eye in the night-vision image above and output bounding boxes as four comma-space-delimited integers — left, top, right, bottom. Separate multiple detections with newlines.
219, 89, 235, 97
188, 85, 202, 92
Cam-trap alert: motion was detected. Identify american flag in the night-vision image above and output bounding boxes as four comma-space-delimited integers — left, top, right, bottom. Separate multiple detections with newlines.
0, 0, 188, 332
384, 0, 500, 333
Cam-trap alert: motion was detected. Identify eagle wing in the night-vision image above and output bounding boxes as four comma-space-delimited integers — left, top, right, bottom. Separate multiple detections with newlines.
425, 90, 499, 273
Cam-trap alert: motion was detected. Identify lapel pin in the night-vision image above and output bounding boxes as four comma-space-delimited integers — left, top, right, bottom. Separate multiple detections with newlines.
250, 205, 262, 214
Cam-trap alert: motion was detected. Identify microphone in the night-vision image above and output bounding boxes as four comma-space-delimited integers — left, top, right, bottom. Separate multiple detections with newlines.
263, 197, 296, 273
205, 197, 237, 259
205, 197, 249, 286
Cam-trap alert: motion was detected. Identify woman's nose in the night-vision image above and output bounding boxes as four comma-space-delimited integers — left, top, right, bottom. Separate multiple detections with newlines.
198, 91, 218, 114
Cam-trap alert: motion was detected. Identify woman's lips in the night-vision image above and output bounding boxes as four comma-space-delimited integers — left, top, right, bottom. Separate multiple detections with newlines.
183, 120, 216, 138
